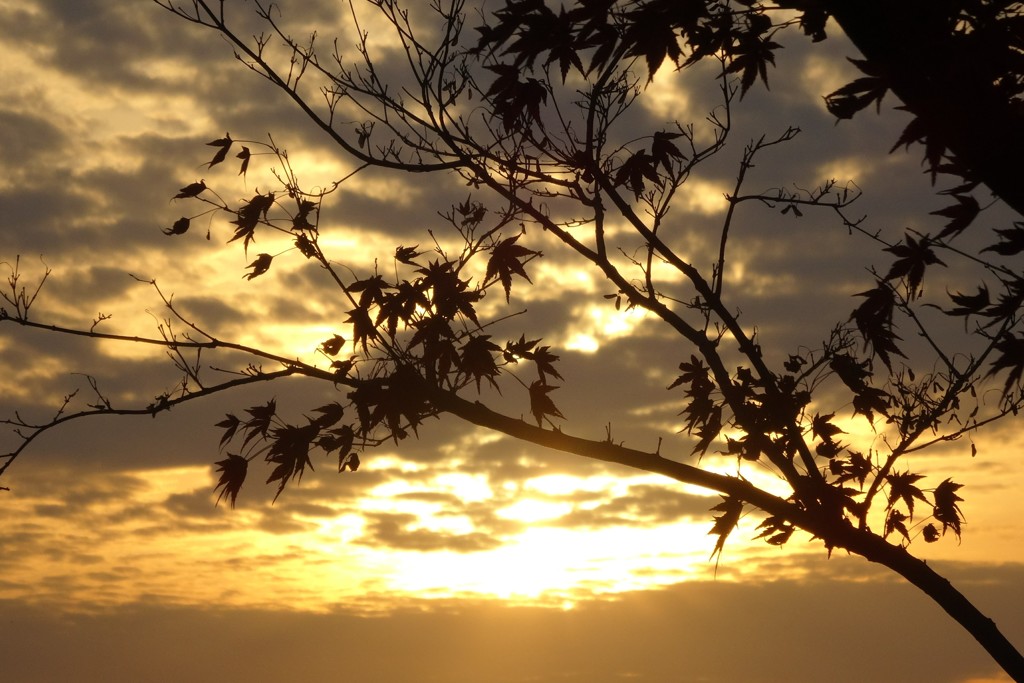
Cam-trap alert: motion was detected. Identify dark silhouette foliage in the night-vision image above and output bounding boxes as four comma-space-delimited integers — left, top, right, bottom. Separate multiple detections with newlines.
2, 0, 1024, 679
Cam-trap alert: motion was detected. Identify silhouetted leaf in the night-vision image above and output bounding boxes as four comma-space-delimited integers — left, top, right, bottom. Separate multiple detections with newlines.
243, 253, 273, 280
311, 402, 344, 428
486, 234, 539, 302
614, 151, 660, 196
528, 380, 564, 426
885, 508, 910, 541
755, 515, 794, 545
215, 414, 240, 450
265, 422, 318, 502
982, 223, 1024, 256
709, 496, 742, 561
987, 332, 1024, 395
852, 385, 890, 424
824, 59, 888, 119
884, 233, 945, 300
237, 146, 251, 176
174, 179, 206, 199
395, 245, 421, 264
340, 451, 360, 472
459, 334, 502, 391
317, 424, 355, 466
321, 334, 345, 356
930, 194, 980, 238
164, 217, 190, 236
242, 399, 277, 448
850, 286, 904, 368
933, 479, 965, 539
346, 306, 378, 352
812, 412, 845, 443
943, 285, 990, 318
650, 131, 685, 172
229, 192, 275, 253
206, 133, 232, 168
213, 453, 247, 508
529, 345, 563, 383
886, 471, 927, 518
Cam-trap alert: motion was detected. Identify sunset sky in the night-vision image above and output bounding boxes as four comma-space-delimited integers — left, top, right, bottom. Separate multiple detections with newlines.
1, 1, 1023, 681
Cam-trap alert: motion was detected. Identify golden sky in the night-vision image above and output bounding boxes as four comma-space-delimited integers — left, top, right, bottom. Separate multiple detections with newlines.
1, 2, 1022, 682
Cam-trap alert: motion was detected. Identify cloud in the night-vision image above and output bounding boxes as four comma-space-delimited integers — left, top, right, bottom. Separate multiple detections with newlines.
1, 6, 1023, 682
356, 510, 503, 552
0, 559, 1021, 683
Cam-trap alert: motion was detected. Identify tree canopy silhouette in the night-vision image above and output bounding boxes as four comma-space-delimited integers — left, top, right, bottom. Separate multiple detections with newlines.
2, 0, 1023, 679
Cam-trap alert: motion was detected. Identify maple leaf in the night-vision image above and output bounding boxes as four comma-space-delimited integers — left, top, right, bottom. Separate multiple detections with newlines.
456, 197, 487, 227
503, 335, 539, 363
229, 192, 275, 253
293, 199, 318, 231
690, 407, 722, 457
622, 7, 683, 80
265, 422, 318, 502
206, 133, 232, 168
830, 354, 871, 392
850, 285, 904, 369
174, 179, 206, 199
932, 479, 965, 539
215, 414, 240, 450
832, 451, 872, 488
243, 253, 273, 281
484, 65, 548, 132
349, 274, 391, 308
890, 115, 946, 181
930, 194, 980, 238
852, 385, 890, 423
346, 306, 378, 352
886, 471, 927, 518
349, 367, 429, 440
883, 233, 946, 300
417, 260, 481, 323
458, 334, 502, 391
986, 332, 1024, 396
321, 334, 345, 356
542, 7, 585, 81
310, 402, 344, 428
755, 515, 794, 546
824, 59, 888, 120
317, 424, 354, 458
213, 453, 247, 508
528, 380, 564, 426
614, 151, 661, 197
724, 35, 781, 95
650, 131, 686, 173
708, 496, 742, 562
884, 508, 911, 541
395, 245, 421, 265
530, 345, 563, 383
942, 285, 990, 318
377, 281, 430, 337
237, 146, 251, 176
811, 412, 845, 443
340, 451, 360, 473
668, 355, 708, 390
485, 235, 539, 302
163, 217, 190, 236
295, 234, 317, 258
242, 399, 277, 448
981, 223, 1024, 256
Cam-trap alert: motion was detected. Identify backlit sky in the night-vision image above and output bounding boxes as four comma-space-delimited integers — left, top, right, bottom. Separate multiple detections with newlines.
1, 1, 1023, 681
